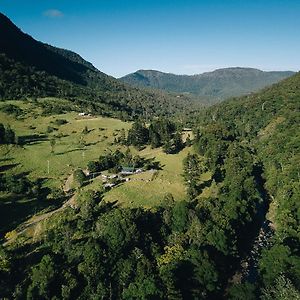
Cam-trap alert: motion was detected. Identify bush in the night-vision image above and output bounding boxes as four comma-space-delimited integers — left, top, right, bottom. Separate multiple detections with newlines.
73, 169, 86, 188
53, 119, 68, 126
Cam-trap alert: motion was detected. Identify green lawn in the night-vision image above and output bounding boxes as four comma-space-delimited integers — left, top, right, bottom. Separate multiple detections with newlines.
104, 146, 194, 207
0, 99, 131, 187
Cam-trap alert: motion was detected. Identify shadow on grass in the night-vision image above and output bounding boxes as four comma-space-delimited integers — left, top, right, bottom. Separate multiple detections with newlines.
0, 157, 13, 163
0, 163, 19, 172
55, 148, 83, 155
18, 134, 48, 145
85, 141, 100, 147
0, 193, 60, 237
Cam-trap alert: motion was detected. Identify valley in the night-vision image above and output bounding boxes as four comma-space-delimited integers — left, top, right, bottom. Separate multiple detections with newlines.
0, 9, 299, 300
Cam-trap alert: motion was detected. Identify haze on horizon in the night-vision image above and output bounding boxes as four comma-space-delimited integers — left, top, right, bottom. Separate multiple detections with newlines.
1, 0, 299, 77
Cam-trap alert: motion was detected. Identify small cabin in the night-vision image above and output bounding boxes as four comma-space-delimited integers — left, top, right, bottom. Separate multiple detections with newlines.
121, 167, 135, 175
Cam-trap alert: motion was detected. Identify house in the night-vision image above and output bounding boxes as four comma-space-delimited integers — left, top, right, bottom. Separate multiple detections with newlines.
108, 174, 118, 179
120, 167, 135, 175
104, 183, 115, 189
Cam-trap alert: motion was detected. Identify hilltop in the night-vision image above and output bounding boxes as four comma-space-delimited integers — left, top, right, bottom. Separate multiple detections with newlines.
120, 68, 294, 103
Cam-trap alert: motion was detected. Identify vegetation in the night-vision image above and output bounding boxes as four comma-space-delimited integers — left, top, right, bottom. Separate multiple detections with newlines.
0, 191, 256, 299
127, 119, 184, 154
0, 11, 299, 300
190, 71, 300, 297
0, 123, 16, 144
0, 13, 202, 120
120, 68, 294, 104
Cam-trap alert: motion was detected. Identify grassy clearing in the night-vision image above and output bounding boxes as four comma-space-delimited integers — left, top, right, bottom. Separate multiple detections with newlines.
0, 99, 199, 234
0, 100, 131, 187
0, 99, 131, 234
104, 147, 194, 207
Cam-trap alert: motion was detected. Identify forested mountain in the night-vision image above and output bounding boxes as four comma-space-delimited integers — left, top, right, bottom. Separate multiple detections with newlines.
189, 71, 300, 298
0, 13, 200, 119
120, 68, 294, 103
0, 72, 299, 299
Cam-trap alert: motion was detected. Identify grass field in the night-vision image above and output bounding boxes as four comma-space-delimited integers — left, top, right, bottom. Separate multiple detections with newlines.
104, 146, 193, 207
0, 99, 199, 235
0, 99, 131, 186
0, 99, 132, 234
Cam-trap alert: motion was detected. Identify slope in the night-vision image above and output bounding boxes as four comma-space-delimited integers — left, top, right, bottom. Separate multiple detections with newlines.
192, 71, 300, 294
0, 13, 200, 119
120, 68, 294, 103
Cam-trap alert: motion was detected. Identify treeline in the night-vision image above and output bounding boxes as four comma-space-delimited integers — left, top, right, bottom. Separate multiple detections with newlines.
0, 189, 258, 299
87, 149, 160, 174
127, 119, 184, 153
0, 53, 200, 121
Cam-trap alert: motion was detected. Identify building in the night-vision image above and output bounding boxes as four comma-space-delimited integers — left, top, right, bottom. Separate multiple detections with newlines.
120, 167, 135, 175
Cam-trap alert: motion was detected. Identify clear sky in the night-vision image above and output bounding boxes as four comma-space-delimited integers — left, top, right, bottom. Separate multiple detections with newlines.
1, 0, 299, 77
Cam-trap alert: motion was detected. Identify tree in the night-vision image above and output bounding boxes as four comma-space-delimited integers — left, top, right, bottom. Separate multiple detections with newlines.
87, 161, 100, 173
27, 255, 56, 299
95, 208, 139, 254
50, 138, 56, 153
0, 123, 5, 144
163, 139, 173, 154
262, 275, 300, 300
227, 283, 256, 300
173, 132, 183, 153
73, 169, 86, 188
4, 125, 15, 144
127, 121, 149, 147
82, 126, 89, 134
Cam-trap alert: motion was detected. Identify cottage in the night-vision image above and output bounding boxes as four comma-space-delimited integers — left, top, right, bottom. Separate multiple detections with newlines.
104, 183, 115, 189
120, 167, 135, 175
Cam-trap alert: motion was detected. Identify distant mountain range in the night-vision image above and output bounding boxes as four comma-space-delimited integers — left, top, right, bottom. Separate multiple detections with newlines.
120, 68, 295, 103
0, 13, 199, 119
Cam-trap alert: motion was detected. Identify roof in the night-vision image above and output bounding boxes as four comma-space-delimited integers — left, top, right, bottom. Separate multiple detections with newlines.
121, 167, 135, 172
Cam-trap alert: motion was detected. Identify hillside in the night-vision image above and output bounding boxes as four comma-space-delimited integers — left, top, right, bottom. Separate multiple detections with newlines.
120, 68, 294, 103
0, 72, 299, 299
190, 71, 300, 297
0, 13, 200, 119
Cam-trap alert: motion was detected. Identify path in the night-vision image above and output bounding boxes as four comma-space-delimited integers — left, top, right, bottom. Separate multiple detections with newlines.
63, 173, 74, 192
4, 174, 77, 246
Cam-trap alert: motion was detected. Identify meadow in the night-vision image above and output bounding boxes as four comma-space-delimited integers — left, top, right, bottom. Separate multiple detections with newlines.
0, 99, 195, 235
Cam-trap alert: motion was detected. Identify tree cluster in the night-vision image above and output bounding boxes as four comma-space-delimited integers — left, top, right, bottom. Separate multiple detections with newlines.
127, 119, 183, 153
0, 123, 16, 144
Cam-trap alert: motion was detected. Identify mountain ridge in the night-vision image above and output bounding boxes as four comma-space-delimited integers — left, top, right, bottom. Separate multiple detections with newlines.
120, 68, 295, 103
0, 12, 201, 119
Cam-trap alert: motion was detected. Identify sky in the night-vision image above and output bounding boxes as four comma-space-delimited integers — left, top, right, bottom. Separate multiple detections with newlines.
1, 0, 299, 77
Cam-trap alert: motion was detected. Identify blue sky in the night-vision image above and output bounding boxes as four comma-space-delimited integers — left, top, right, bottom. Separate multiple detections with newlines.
1, 0, 299, 77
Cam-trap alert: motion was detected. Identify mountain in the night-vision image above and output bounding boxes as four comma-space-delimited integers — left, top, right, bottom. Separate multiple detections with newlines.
120, 68, 295, 103
0, 13, 200, 119
191, 71, 300, 295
